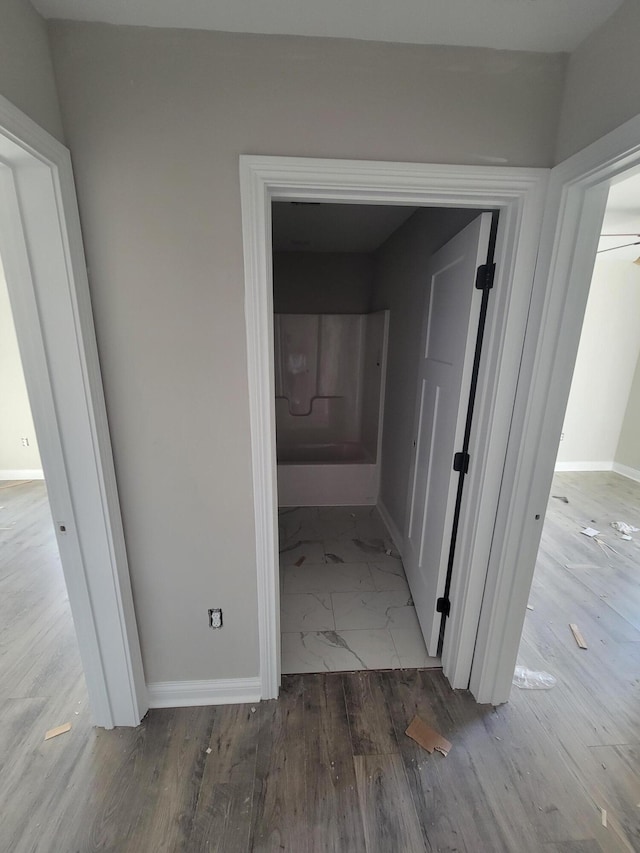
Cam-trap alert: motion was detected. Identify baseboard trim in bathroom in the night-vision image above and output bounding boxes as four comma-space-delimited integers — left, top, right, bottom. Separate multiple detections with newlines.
377, 500, 404, 557
147, 676, 262, 708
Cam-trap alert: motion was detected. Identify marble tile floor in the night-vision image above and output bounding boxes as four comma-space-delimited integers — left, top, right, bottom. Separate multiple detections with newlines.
278, 505, 442, 674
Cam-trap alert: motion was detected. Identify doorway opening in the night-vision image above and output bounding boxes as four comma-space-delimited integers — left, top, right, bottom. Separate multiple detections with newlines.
516, 169, 640, 736
271, 198, 496, 676
0, 255, 89, 719
240, 155, 546, 700
0, 95, 146, 727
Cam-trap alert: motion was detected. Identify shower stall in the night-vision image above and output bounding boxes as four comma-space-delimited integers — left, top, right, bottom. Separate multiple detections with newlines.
275, 310, 389, 506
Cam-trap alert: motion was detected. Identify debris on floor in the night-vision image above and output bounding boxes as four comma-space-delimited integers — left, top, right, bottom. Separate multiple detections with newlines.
294, 556, 306, 567
512, 666, 557, 690
325, 553, 344, 563
526, 604, 534, 611
44, 722, 71, 741
610, 521, 639, 536
405, 715, 452, 757
569, 623, 588, 649
594, 537, 620, 555
205, 747, 212, 754
581, 527, 600, 538
552, 495, 569, 503
600, 807, 607, 828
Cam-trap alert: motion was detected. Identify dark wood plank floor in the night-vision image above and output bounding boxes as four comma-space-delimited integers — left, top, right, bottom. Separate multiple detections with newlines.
1, 474, 638, 852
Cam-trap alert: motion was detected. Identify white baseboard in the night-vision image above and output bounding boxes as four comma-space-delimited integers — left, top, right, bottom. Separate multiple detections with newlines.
377, 499, 404, 556
554, 461, 613, 472
612, 462, 640, 484
0, 469, 44, 481
147, 676, 262, 709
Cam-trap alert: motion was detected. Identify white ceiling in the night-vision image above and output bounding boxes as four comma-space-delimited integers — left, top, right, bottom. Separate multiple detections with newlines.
272, 203, 417, 253
31, 0, 624, 52
599, 172, 640, 260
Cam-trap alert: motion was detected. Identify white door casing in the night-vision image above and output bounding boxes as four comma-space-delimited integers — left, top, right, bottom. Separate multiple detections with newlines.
0, 94, 147, 727
404, 214, 492, 656
469, 114, 640, 704
240, 155, 548, 701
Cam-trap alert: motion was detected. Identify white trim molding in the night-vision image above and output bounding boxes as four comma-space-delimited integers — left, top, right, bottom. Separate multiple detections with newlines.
240, 154, 548, 702
612, 462, 640, 484
0, 469, 45, 480
554, 461, 613, 472
376, 500, 404, 557
470, 112, 640, 705
0, 95, 147, 727
148, 677, 262, 709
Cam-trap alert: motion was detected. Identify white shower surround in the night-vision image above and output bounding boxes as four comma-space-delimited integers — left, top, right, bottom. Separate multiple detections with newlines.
275, 310, 389, 506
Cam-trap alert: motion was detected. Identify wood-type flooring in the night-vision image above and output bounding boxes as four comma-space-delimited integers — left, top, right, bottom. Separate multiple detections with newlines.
1, 474, 638, 852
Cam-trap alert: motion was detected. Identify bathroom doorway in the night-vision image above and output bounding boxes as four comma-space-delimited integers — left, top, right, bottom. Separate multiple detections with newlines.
272, 201, 491, 674
240, 154, 546, 701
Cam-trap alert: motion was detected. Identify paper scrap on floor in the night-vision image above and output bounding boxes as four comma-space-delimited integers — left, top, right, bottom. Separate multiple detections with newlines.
513, 666, 557, 689
405, 715, 452, 757
610, 521, 639, 536
581, 527, 600, 538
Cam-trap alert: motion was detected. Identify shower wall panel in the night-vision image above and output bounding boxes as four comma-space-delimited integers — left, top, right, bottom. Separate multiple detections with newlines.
275, 310, 389, 505
274, 314, 364, 452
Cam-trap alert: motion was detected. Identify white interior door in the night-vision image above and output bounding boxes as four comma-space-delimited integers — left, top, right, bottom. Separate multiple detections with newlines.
404, 213, 493, 656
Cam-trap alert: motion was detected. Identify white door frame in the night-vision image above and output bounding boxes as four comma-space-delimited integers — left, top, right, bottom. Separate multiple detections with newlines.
240, 154, 548, 700
471, 114, 640, 703
0, 95, 147, 728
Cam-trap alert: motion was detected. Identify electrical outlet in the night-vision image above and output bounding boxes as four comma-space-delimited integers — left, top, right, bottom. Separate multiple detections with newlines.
208, 608, 223, 629
21, 437, 29, 447
560, 432, 565, 441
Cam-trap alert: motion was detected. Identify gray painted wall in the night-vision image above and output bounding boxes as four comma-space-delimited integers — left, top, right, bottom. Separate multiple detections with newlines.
615, 352, 640, 474
273, 252, 374, 314
0, 0, 63, 141
48, 21, 566, 684
556, 0, 640, 161
371, 208, 481, 535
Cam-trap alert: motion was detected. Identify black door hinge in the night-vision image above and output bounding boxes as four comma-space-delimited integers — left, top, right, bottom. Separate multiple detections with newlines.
436, 597, 451, 617
475, 262, 496, 290
453, 451, 470, 474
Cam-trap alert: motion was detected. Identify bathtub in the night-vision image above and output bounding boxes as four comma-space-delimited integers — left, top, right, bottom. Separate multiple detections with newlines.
277, 442, 379, 506
277, 441, 374, 464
